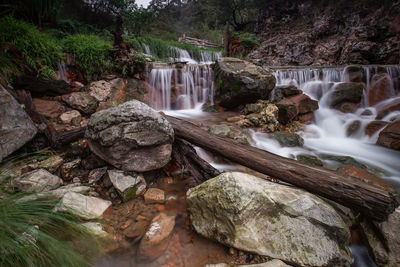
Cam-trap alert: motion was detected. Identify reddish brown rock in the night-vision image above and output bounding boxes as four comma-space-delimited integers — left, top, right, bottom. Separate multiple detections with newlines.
368, 74, 395, 106
298, 112, 314, 123
334, 102, 360, 113
346, 120, 361, 136
377, 121, 400, 150
137, 213, 175, 261
338, 165, 392, 191
331, 83, 364, 107
365, 121, 389, 137
375, 98, 400, 119
32, 98, 66, 119
278, 93, 319, 115
124, 220, 149, 240
144, 188, 166, 204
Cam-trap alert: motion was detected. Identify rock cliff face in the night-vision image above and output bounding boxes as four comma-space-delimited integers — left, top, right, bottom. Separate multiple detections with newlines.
249, 0, 400, 66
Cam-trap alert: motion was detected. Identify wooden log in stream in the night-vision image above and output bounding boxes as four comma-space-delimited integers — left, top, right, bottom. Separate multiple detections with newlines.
165, 115, 398, 221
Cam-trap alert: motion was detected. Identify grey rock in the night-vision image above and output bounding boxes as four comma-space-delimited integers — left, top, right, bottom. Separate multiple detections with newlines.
13, 169, 62, 192
85, 100, 174, 172
0, 85, 37, 161
88, 167, 108, 184
361, 207, 400, 267
17, 184, 91, 202
213, 58, 275, 108
187, 172, 351, 267
57, 192, 112, 220
107, 170, 146, 202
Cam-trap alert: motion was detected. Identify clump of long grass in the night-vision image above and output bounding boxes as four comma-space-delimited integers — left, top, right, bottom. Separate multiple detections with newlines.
0, 194, 99, 266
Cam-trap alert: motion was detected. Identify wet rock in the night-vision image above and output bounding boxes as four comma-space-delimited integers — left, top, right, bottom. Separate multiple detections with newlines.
144, 188, 165, 204
344, 65, 365, 83
57, 192, 112, 220
60, 158, 81, 181
296, 154, 323, 167
209, 124, 253, 145
61, 92, 98, 114
85, 100, 174, 172
276, 103, 298, 124
365, 121, 388, 137
273, 132, 304, 147
213, 58, 275, 108
331, 83, 364, 107
187, 172, 351, 267
0, 85, 37, 161
209, 124, 232, 137
226, 115, 244, 123
319, 154, 366, 170
138, 213, 176, 261
59, 110, 81, 125
335, 102, 360, 113
346, 120, 361, 136
13, 169, 62, 192
377, 121, 400, 150
361, 207, 400, 267
87, 80, 113, 102
32, 98, 66, 119
107, 170, 147, 202
368, 74, 395, 106
124, 220, 149, 240
272, 85, 302, 102
88, 167, 107, 184
278, 94, 318, 115
376, 98, 400, 119
338, 165, 392, 191
298, 112, 314, 123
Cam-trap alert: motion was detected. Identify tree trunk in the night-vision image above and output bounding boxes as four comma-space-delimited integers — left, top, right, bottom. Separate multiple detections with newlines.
225, 21, 230, 57
165, 115, 398, 221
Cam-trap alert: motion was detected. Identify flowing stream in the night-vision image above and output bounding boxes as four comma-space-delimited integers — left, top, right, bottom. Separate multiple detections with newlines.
145, 53, 400, 267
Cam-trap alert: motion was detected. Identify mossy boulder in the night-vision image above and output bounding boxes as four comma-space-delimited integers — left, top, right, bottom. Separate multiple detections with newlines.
330, 83, 364, 107
273, 132, 304, 147
213, 58, 275, 108
187, 172, 352, 267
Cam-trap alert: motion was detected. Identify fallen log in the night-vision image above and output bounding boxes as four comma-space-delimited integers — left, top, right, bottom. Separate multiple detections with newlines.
172, 138, 221, 185
165, 115, 398, 221
47, 126, 86, 146
13, 76, 73, 97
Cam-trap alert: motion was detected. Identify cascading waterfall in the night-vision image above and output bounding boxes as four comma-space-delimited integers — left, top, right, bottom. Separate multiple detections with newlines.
147, 64, 214, 111
253, 65, 400, 187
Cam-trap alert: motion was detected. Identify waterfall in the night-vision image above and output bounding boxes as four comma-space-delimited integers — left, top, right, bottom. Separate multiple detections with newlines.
256, 65, 400, 187
57, 61, 69, 82
147, 64, 214, 111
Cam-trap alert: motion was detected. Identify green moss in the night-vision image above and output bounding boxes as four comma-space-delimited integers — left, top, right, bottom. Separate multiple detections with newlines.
232, 84, 241, 92
121, 186, 137, 202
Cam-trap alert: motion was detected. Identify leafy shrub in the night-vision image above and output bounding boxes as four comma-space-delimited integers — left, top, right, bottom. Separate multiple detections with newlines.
0, 16, 61, 81
61, 34, 113, 81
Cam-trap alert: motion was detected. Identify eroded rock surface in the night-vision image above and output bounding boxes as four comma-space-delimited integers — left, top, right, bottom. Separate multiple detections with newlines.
85, 100, 174, 172
187, 172, 351, 267
213, 58, 275, 108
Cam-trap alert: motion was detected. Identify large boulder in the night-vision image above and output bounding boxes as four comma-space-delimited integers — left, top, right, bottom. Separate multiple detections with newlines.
368, 74, 396, 106
361, 207, 400, 267
213, 58, 275, 108
377, 121, 400, 150
0, 85, 37, 161
187, 172, 351, 267
330, 82, 364, 107
85, 100, 174, 172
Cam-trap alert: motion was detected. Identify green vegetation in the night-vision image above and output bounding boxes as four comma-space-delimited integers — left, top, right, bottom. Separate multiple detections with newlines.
0, 16, 60, 82
61, 34, 113, 81
125, 35, 220, 62
0, 195, 99, 267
